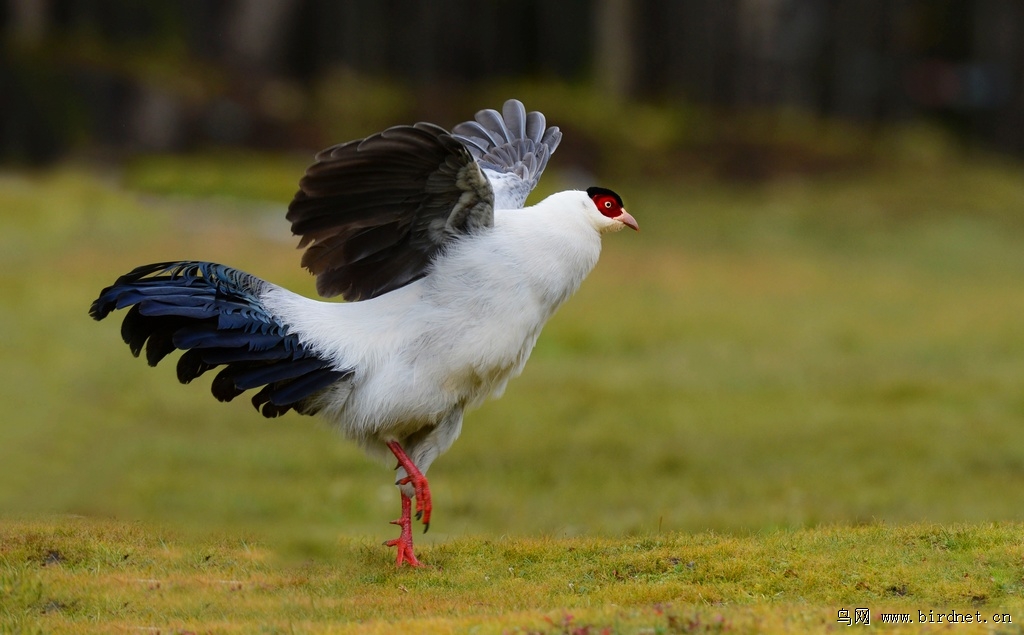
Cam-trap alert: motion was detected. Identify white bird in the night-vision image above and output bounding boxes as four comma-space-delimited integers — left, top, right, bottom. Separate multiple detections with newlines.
90, 99, 638, 566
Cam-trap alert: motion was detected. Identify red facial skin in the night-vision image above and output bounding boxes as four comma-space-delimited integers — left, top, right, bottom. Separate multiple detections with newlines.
590, 192, 639, 231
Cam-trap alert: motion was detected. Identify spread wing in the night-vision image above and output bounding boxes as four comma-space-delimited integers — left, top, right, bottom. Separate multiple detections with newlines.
286, 122, 494, 301
451, 99, 562, 210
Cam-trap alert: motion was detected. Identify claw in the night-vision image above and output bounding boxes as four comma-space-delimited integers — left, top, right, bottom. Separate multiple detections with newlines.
385, 441, 434, 567
386, 492, 423, 567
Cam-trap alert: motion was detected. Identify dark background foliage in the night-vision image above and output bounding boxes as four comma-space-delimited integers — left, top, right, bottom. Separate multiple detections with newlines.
4, 0, 1024, 167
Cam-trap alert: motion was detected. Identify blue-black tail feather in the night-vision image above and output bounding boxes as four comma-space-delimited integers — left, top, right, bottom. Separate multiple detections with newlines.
90, 261, 351, 418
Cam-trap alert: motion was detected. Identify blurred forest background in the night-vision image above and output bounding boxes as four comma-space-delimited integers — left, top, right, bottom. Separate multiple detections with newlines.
3, 0, 1024, 546
4, 0, 1024, 167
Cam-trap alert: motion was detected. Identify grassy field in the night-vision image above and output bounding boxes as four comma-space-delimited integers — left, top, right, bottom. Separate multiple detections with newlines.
2, 517, 1022, 633
2, 146, 1024, 632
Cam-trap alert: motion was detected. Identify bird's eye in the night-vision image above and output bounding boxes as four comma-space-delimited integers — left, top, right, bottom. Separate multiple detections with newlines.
591, 191, 622, 219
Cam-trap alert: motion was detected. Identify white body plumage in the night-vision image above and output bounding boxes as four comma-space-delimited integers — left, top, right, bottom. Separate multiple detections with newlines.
262, 190, 617, 483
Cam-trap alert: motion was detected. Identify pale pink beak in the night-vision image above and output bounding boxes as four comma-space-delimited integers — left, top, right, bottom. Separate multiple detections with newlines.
616, 209, 639, 231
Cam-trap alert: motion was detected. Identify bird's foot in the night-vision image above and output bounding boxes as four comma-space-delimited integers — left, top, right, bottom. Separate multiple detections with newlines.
385, 492, 423, 567
386, 440, 433, 531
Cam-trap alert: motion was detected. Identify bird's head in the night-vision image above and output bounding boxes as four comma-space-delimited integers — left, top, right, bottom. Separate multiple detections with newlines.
586, 187, 639, 234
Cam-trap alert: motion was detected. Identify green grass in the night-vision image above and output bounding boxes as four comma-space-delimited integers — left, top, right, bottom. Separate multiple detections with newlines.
2, 517, 1022, 633
2, 151, 1024, 631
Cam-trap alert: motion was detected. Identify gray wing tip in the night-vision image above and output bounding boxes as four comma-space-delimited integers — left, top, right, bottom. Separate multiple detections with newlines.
542, 126, 562, 154
453, 99, 559, 153
502, 99, 527, 139
450, 99, 562, 203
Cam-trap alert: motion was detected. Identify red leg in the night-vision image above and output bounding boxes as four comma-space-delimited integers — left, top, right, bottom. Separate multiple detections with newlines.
384, 440, 432, 567
386, 440, 432, 530
384, 491, 422, 567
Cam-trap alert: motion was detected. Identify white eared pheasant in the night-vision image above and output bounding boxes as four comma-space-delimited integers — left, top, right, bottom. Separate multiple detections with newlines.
90, 99, 638, 567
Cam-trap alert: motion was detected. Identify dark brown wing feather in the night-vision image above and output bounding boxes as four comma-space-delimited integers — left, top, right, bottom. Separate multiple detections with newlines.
287, 123, 494, 301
